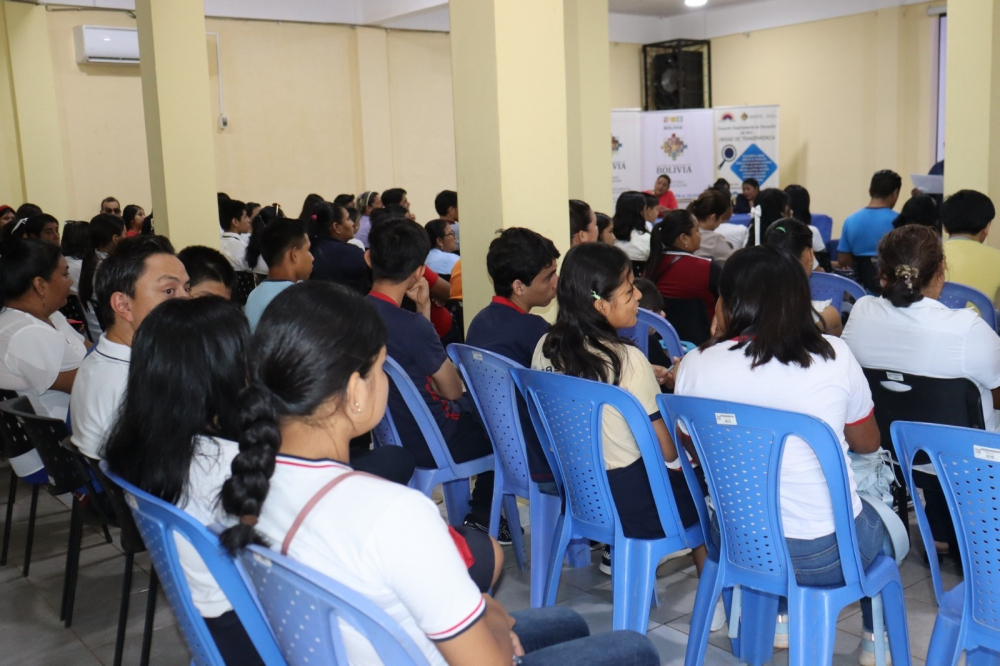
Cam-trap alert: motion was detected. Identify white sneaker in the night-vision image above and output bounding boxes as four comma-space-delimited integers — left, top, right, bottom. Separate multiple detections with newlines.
774, 614, 788, 649
710, 597, 727, 632
859, 631, 892, 666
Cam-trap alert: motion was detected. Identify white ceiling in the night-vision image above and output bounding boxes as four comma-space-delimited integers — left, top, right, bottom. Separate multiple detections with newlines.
607, 0, 760, 18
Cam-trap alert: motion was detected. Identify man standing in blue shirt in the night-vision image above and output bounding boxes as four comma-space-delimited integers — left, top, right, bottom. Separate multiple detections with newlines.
838, 169, 901, 292
466, 228, 560, 486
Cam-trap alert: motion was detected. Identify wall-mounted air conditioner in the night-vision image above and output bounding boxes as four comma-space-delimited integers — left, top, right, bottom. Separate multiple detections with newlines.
73, 25, 139, 64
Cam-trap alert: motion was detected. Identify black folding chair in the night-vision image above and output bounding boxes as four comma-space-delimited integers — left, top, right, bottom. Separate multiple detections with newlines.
0, 392, 47, 575
863, 368, 984, 547
231, 271, 257, 306
59, 294, 94, 344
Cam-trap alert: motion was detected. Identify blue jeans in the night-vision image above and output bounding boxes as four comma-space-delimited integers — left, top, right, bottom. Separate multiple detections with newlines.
712, 500, 888, 633
510, 607, 658, 666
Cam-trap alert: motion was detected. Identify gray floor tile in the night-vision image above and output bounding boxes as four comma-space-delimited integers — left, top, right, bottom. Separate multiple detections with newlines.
646, 623, 740, 665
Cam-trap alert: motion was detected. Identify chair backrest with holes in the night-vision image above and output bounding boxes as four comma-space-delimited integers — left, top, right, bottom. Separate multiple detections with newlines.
809, 271, 866, 313
99, 463, 285, 666
892, 421, 1000, 642
939, 282, 998, 330
239, 545, 430, 666
5, 399, 85, 495
447, 344, 532, 496
0, 396, 45, 480
232, 272, 257, 306
659, 395, 866, 596
618, 308, 684, 360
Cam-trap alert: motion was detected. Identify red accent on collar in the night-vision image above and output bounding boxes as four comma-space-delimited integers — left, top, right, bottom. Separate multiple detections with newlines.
492, 296, 526, 314
368, 291, 399, 307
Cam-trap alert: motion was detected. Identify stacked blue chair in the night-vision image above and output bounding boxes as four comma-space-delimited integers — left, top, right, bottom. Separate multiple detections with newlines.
510, 368, 703, 633
892, 421, 1000, 666
239, 544, 430, 665
809, 271, 866, 314
617, 307, 685, 359
99, 463, 285, 666
658, 395, 910, 666
938, 281, 998, 331
446, 344, 588, 606
372, 355, 497, 527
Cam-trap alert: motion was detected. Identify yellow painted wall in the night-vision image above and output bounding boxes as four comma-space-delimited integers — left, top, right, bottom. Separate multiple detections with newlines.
610, 41, 643, 109
0, 3, 24, 206
712, 4, 937, 235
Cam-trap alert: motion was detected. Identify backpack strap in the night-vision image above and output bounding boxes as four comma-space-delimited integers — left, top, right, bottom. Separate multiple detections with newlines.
281, 470, 379, 555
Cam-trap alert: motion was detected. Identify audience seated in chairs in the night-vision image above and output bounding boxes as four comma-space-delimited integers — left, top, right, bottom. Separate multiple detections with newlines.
765, 218, 843, 336
218, 281, 659, 666
177, 245, 236, 300
839, 170, 902, 293
674, 245, 896, 663
309, 201, 370, 294
644, 210, 720, 344
70, 235, 188, 460
531, 242, 724, 630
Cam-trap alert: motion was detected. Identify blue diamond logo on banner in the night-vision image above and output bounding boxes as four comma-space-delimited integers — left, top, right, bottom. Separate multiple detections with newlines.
731, 143, 777, 185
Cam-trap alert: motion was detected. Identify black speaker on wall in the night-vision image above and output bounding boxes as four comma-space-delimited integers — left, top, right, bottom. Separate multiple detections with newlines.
642, 39, 711, 111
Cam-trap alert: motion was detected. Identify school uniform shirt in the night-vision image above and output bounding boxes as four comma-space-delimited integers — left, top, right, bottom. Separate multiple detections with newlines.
716, 222, 748, 250
532, 336, 662, 471
694, 229, 735, 264
256, 456, 485, 666
842, 295, 1000, 431
944, 237, 1000, 306
66, 256, 83, 296
219, 232, 249, 272
674, 335, 871, 539
69, 335, 130, 460
355, 214, 373, 248
808, 225, 827, 254
615, 229, 652, 262
467, 297, 552, 481
175, 436, 239, 618
425, 248, 460, 277
348, 238, 366, 251
838, 207, 897, 257
368, 292, 461, 448
0, 308, 86, 421
649, 250, 721, 323
310, 236, 371, 295
244, 280, 294, 331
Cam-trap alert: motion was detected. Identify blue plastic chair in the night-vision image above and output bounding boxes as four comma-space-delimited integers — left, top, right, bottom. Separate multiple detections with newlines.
99, 463, 285, 666
892, 421, 1000, 666
239, 544, 430, 665
811, 214, 833, 245
446, 345, 589, 606
729, 213, 752, 227
658, 395, 910, 666
809, 271, 867, 313
617, 308, 685, 360
939, 281, 999, 331
372, 355, 496, 527
510, 368, 704, 634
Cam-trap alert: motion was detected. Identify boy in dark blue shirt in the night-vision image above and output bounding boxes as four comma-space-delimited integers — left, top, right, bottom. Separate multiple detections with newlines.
466, 228, 560, 486
366, 219, 506, 540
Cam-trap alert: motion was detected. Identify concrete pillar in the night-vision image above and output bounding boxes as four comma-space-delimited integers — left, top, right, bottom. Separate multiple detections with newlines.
564, 0, 612, 210
135, 0, 220, 249
1, 2, 69, 219
450, 0, 571, 321
943, 0, 1000, 249
349, 27, 396, 192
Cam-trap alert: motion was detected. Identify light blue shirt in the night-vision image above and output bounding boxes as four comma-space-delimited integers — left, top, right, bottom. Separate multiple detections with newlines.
244, 280, 294, 330
838, 207, 897, 257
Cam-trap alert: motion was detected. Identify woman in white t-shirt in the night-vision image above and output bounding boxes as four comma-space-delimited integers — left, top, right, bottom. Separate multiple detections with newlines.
531, 242, 725, 631
0, 238, 87, 420
764, 218, 843, 336
612, 191, 652, 262
690, 188, 736, 264
424, 219, 460, 276
220, 281, 658, 666
674, 245, 890, 661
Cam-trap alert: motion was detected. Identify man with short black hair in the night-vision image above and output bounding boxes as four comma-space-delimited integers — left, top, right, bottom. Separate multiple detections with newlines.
941, 189, 1000, 305
100, 197, 121, 217
434, 189, 459, 249
244, 219, 313, 330
70, 235, 189, 459
838, 169, 901, 292
178, 245, 237, 299
466, 228, 560, 486
381, 187, 409, 210
219, 198, 252, 271
366, 218, 508, 541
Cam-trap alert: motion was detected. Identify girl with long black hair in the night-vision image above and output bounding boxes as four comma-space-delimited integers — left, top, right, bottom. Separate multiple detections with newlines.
611, 191, 652, 262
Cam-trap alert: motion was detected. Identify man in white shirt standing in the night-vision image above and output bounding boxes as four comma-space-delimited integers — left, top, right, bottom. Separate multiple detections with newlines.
218, 198, 252, 271
70, 236, 190, 459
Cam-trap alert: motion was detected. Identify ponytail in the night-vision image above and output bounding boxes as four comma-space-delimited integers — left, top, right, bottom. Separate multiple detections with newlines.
219, 385, 282, 553
644, 210, 695, 280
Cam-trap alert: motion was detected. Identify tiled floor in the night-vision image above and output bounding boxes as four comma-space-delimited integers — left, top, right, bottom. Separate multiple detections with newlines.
0, 467, 956, 665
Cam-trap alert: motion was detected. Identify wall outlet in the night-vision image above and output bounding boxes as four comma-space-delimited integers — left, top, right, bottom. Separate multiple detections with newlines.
219, 115, 228, 130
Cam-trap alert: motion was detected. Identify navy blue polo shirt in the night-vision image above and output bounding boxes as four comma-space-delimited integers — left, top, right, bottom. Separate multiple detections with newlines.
466, 297, 553, 482
311, 236, 371, 294
368, 292, 460, 460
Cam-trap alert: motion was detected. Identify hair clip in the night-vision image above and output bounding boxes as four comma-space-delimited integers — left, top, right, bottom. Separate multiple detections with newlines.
774, 226, 786, 233
591, 290, 602, 301
894, 264, 919, 291
11, 218, 26, 233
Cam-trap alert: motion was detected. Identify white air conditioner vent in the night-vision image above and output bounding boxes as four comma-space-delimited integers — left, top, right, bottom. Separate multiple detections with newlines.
73, 25, 139, 64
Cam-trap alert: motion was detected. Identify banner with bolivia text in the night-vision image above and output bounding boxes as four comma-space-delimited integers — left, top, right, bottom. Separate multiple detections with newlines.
640, 109, 715, 205
611, 110, 643, 211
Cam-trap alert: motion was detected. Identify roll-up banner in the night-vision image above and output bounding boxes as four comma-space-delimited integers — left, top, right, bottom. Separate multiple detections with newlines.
714, 105, 780, 190
640, 109, 715, 205
611, 110, 643, 210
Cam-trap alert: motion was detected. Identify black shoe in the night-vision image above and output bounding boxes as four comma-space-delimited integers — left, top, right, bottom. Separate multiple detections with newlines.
462, 515, 514, 546
599, 545, 611, 575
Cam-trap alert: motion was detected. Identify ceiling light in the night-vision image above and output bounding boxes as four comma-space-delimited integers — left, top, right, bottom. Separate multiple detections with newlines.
685, 0, 708, 6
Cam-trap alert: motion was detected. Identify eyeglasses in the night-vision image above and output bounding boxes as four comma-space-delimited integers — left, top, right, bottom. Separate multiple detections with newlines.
104, 206, 121, 215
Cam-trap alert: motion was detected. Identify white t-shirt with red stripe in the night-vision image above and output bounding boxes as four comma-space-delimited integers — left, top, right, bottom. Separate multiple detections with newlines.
255, 455, 485, 666
674, 335, 872, 539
